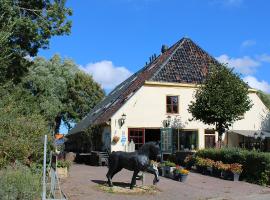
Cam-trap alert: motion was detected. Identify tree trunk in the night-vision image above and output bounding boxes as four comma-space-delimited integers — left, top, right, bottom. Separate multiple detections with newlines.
216, 122, 225, 149
54, 114, 62, 135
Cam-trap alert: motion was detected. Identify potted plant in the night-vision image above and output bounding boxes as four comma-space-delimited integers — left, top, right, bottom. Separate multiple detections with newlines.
112, 135, 120, 144
205, 158, 215, 175
229, 163, 243, 181
174, 167, 189, 182
57, 160, 71, 178
195, 157, 207, 174
213, 161, 223, 177
162, 161, 176, 178
220, 163, 231, 180
183, 154, 195, 170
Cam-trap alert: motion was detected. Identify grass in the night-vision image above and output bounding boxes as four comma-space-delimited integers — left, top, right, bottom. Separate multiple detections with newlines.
95, 183, 160, 195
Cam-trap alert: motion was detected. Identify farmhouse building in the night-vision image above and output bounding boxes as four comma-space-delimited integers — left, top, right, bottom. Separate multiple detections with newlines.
67, 38, 270, 154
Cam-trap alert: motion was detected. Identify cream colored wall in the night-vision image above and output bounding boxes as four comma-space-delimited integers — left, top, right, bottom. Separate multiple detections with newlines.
110, 84, 215, 151
110, 83, 269, 152
231, 92, 269, 131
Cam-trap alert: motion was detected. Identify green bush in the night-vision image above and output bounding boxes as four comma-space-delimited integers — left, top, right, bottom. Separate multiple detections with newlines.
57, 160, 71, 169
0, 164, 41, 200
196, 148, 270, 185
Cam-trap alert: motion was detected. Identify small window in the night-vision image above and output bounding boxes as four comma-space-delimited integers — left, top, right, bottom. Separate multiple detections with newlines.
166, 96, 179, 114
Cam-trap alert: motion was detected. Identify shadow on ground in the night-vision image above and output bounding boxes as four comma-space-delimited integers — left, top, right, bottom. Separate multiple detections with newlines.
91, 180, 131, 188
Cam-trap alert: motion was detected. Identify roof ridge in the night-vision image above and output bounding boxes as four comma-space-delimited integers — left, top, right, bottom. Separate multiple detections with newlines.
149, 38, 187, 81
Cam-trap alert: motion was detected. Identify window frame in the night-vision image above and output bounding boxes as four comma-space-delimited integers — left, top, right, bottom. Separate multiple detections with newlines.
128, 128, 145, 150
166, 95, 179, 114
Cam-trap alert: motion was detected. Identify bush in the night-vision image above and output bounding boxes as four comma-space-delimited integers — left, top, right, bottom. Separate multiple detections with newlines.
0, 164, 41, 200
196, 148, 270, 185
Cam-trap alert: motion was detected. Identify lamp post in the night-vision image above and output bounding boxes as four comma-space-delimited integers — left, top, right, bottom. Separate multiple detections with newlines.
119, 113, 126, 127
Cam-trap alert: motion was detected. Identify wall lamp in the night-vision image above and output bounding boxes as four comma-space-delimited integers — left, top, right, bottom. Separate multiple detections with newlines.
119, 113, 126, 127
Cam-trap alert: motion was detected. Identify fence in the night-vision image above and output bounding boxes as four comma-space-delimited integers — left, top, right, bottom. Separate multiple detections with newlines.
42, 135, 67, 200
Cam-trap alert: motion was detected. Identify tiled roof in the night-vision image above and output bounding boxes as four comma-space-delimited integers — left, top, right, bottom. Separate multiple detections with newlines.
68, 37, 219, 135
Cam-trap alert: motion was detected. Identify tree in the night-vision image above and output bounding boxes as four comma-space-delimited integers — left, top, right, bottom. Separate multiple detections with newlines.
257, 91, 270, 110
0, 0, 72, 82
188, 64, 252, 147
22, 55, 105, 135
0, 83, 49, 168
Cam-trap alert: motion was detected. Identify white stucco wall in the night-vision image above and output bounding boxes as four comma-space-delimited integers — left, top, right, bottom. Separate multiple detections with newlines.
109, 82, 269, 152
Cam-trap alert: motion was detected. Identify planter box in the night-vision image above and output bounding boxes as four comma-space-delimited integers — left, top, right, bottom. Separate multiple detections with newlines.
163, 166, 176, 179
57, 167, 68, 178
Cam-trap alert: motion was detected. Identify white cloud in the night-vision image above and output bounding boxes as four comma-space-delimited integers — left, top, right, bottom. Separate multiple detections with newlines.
216, 54, 260, 75
257, 54, 270, 63
80, 60, 132, 90
243, 76, 270, 93
241, 40, 256, 48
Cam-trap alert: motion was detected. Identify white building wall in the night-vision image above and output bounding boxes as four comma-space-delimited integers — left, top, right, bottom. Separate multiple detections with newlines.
110, 82, 269, 152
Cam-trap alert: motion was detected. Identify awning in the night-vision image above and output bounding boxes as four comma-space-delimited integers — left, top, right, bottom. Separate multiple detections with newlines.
229, 130, 270, 138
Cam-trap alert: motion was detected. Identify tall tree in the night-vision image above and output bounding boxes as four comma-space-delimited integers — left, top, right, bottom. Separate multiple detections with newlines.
188, 64, 252, 147
257, 91, 270, 110
0, 0, 72, 82
22, 55, 105, 135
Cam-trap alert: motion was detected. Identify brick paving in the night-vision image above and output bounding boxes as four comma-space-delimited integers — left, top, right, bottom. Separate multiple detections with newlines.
61, 164, 270, 200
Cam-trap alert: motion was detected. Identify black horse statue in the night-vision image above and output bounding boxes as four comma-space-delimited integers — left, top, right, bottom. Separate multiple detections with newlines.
106, 142, 160, 189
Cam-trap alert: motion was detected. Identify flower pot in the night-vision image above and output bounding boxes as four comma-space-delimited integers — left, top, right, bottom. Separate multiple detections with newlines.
233, 173, 240, 181
206, 166, 213, 175
163, 166, 175, 179
175, 174, 188, 182
212, 168, 222, 177
56, 167, 68, 178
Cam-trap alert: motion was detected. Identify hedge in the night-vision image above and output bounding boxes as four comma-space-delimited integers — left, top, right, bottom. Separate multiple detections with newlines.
196, 148, 270, 185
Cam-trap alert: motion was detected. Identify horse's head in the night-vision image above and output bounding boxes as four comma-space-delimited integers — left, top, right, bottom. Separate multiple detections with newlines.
139, 142, 160, 161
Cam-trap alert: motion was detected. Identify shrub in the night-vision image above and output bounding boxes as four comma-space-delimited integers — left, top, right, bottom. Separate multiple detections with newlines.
0, 164, 41, 200
196, 148, 270, 185
57, 160, 71, 169
163, 161, 176, 167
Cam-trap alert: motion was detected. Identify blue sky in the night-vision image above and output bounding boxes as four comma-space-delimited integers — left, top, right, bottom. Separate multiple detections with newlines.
39, 0, 270, 94
39, 0, 270, 132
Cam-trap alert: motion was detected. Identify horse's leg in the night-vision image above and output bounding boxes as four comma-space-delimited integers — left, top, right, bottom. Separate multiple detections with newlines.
130, 170, 139, 189
111, 167, 122, 179
106, 168, 114, 187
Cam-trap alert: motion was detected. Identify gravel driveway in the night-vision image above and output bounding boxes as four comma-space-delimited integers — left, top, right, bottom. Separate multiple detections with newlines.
61, 164, 270, 200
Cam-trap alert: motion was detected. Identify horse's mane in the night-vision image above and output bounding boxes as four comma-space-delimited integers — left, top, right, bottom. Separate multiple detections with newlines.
137, 142, 159, 154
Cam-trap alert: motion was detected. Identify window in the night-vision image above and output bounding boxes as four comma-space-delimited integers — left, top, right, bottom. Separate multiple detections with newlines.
128, 129, 145, 150
205, 129, 216, 148
173, 130, 198, 151
166, 96, 179, 114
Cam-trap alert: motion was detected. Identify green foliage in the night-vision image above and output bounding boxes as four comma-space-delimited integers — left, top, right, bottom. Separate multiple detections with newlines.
0, 164, 41, 200
22, 55, 105, 134
163, 161, 176, 167
57, 160, 71, 169
0, 83, 49, 168
257, 90, 270, 110
196, 148, 270, 185
0, 0, 72, 82
188, 64, 252, 142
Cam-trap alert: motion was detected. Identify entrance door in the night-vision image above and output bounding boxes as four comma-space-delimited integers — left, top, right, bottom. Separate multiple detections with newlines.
128, 128, 145, 150
160, 128, 173, 154
205, 135, 215, 148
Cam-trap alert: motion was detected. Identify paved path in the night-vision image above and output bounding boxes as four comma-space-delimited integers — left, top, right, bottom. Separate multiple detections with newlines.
61, 164, 270, 200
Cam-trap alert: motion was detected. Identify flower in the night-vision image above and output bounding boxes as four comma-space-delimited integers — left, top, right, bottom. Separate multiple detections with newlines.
230, 163, 243, 174
213, 161, 224, 170
174, 168, 189, 175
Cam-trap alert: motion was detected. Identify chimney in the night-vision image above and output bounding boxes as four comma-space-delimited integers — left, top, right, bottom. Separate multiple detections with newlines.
161, 45, 169, 54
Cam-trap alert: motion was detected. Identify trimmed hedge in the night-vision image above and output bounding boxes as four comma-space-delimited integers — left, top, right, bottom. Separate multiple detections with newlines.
196, 148, 270, 185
